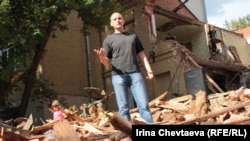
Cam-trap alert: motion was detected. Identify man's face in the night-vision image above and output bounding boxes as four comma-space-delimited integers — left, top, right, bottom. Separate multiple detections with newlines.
110, 13, 124, 29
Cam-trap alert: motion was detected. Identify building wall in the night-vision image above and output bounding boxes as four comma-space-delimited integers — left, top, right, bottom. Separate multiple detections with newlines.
236, 26, 250, 45
38, 11, 91, 119
180, 25, 210, 59
221, 30, 250, 66
42, 11, 86, 94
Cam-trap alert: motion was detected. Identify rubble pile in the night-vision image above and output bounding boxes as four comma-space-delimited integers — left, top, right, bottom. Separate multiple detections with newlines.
145, 87, 250, 125
1, 87, 250, 141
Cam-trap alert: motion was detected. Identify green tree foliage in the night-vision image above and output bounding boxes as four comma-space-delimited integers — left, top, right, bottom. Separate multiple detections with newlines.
0, 0, 122, 118
224, 14, 250, 30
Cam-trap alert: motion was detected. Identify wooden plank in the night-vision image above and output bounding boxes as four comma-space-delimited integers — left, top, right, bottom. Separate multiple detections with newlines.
176, 100, 250, 125
23, 114, 33, 130
152, 110, 162, 122
194, 90, 207, 117
168, 94, 193, 102
159, 101, 189, 114
130, 91, 168, 113
107, 112, 132, 136
0, 127, 4, 141
209, 98, 220, 112
161, 112, 176, 123
53, 120, 81, 141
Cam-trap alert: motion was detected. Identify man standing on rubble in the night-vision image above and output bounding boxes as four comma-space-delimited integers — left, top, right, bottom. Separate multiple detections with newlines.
94, 12, 154, 123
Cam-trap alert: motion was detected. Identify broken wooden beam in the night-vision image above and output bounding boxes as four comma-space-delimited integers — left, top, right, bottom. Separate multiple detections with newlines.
176, 100, 250, 125
107, 112, 132, 136
130, 91, 168, 113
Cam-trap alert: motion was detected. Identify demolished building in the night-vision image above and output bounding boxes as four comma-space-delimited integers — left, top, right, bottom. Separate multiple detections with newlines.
100, 0, 250, 105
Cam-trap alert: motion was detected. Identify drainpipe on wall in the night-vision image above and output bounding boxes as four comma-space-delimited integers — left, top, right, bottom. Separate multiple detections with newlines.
173, 49, 180, 94
83, 24, 92, 87
98, 32, 106, 89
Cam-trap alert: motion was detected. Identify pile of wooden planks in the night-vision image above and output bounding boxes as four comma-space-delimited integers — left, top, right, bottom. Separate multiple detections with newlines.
1, 87, 250, 141
143, 87, 250, 125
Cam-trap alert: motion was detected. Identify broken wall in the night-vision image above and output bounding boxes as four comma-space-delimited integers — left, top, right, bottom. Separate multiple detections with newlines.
221, 30, 250, 67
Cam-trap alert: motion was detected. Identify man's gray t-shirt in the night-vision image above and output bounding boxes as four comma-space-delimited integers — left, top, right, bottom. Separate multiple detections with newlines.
102, 32, 144, 75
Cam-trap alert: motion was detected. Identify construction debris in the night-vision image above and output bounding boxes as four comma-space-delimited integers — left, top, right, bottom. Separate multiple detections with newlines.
1, 86, 250, 141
